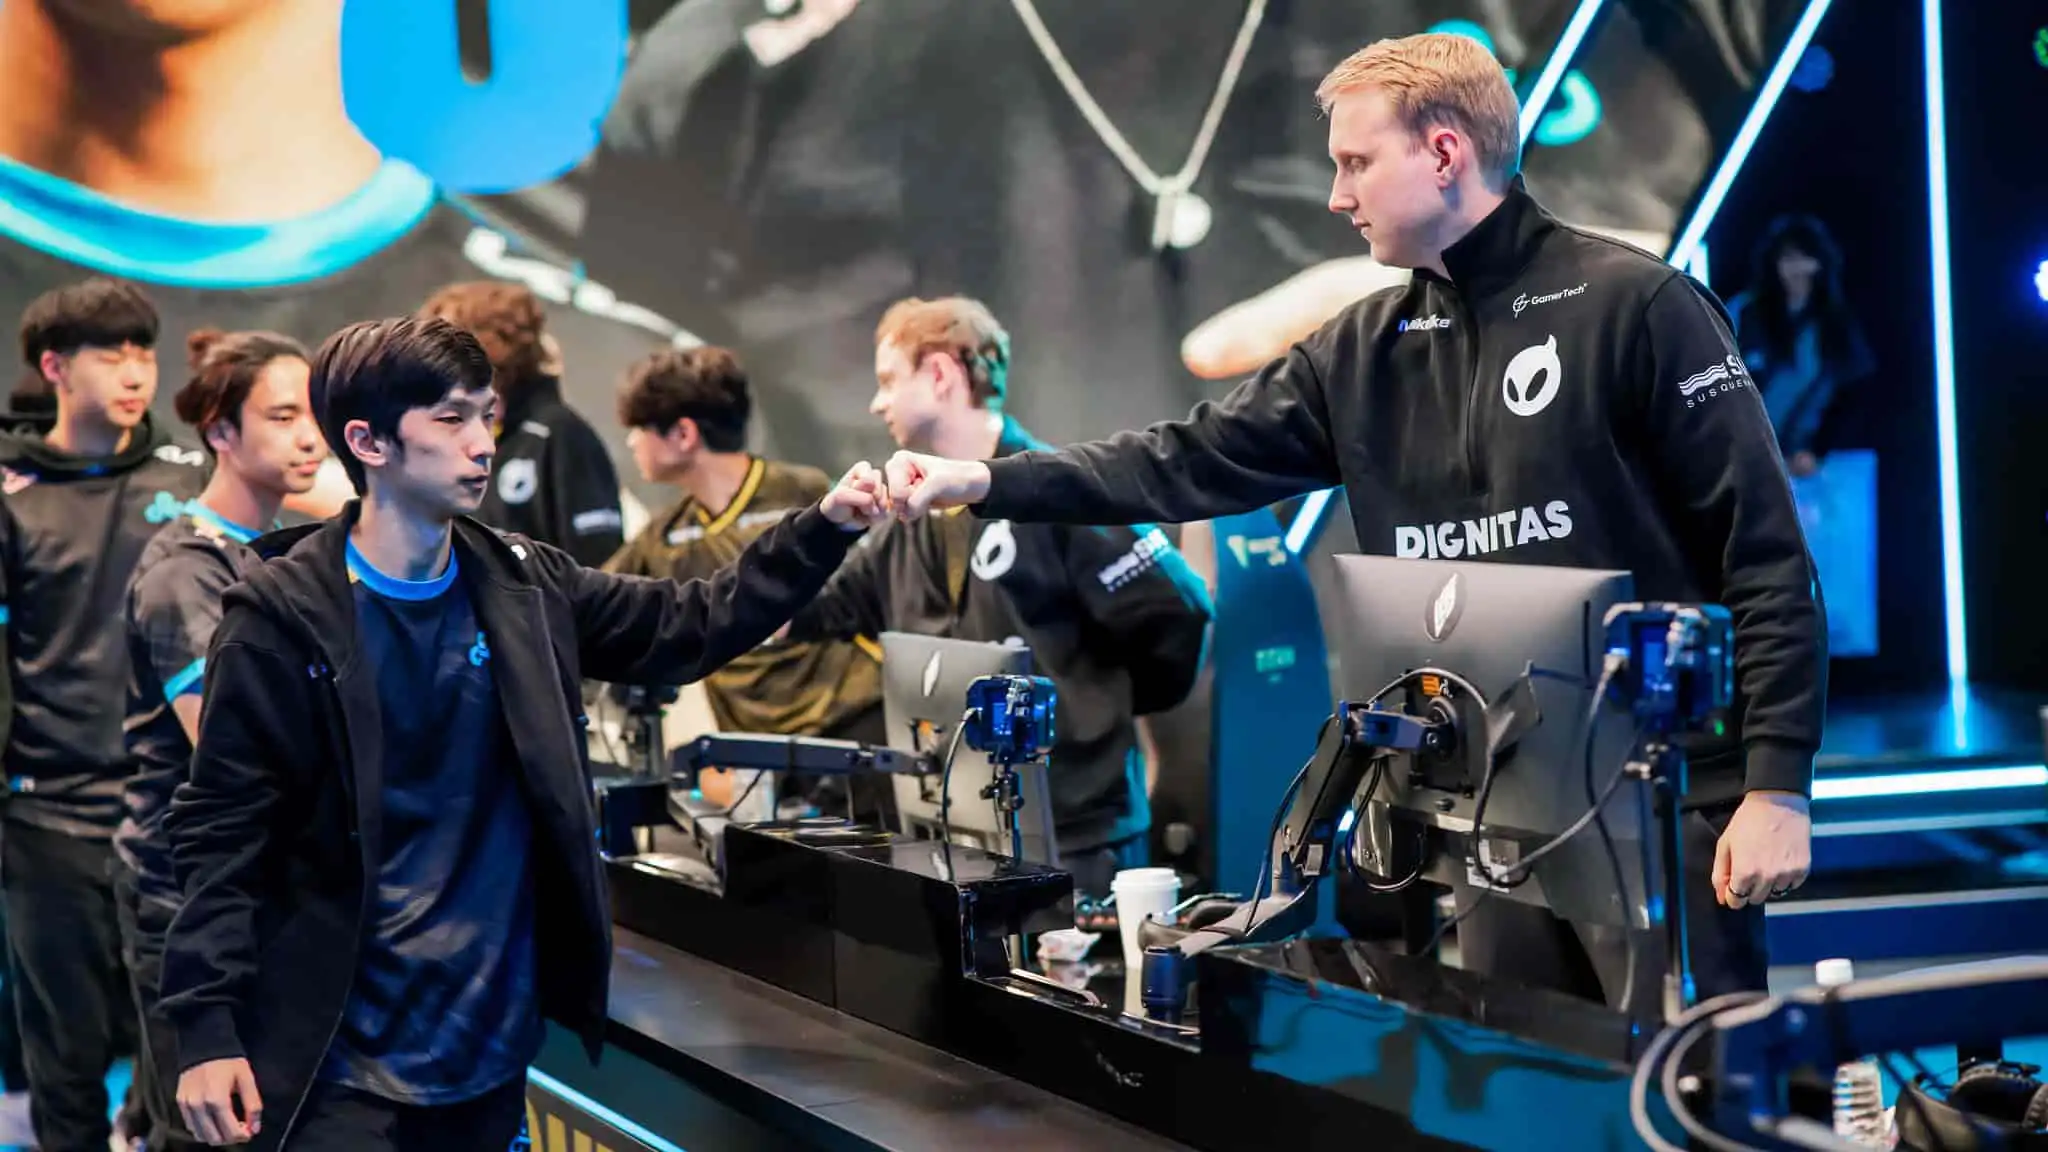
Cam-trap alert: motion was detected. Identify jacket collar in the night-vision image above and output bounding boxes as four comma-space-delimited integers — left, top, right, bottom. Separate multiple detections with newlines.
1417, 177, 1558, 297
240, 502, 540, 666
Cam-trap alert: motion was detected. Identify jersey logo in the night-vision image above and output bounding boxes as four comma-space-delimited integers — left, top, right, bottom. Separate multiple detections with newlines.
469, 631, 492, 668
144, 491, 191, 524
1502, 335, 1563, 418
1678, 355, 1753, 409
572, 508, 623, 536
154, 444, 206, 468
496, 458, 538, 505
971, 520, 1018, 582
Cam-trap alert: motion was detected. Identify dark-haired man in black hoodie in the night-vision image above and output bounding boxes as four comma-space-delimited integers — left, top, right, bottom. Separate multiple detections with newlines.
161, 317, 887, 1151
0, 277, 206, 1151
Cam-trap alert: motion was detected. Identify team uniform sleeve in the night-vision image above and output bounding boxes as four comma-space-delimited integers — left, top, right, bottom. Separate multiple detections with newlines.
0, 499, 13, 752
1064, 524, 1213, 715
977, 341, 1344, 526
544, 505, 860, 685
541, 420, 627, 568
159, 621, 296, 1070
1637, 275, 1827, 797
130, 552, 237, 703
784, 525, 893, 644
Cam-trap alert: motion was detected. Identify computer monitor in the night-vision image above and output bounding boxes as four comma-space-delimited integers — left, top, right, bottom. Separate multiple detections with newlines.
1326, 556, 1645, 928
879, 632, 1060, 866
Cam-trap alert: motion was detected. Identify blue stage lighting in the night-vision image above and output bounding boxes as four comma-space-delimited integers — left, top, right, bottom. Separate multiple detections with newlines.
1811, 764, 2048, 802
2035, 259, 2048, 303
1924, 0, 1967, 687
1667, 0, 1836, 270
525, 1069, 688, 1152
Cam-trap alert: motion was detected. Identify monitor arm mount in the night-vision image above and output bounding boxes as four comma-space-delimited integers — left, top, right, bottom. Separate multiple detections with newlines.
1163, 698, 1463, 959
596, 732, 935, 858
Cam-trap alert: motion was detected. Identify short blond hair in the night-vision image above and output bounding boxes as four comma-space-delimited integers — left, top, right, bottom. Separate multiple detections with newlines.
1316, 33, 1521, 190
875, 296, 1010, 408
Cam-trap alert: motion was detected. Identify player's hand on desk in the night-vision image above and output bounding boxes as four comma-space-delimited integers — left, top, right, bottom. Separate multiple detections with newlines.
820, 461, 890, 529
178, 1057, 262, 1145
883, 452, 991, 520
1712, 790, 1812, 908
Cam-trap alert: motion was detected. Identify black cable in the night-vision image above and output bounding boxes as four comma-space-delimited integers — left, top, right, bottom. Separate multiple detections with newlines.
1628, 991, 1772, 1152
697, 762, 770, 819
1666, 1013, 1777, 1152
934, 708, 977, 850
1877, 1052, 1952, 1152
1236, 717, 1329, 941
1424, 667, 1631, 960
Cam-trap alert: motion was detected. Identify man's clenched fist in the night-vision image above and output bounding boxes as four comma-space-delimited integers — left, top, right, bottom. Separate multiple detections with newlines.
819, 461, 890, 528
179, 1057, 262, 1146
883, 452, 991, 520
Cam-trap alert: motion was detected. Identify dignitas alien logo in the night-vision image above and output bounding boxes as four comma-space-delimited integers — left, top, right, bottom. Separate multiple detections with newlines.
1502, 336, 1563, 418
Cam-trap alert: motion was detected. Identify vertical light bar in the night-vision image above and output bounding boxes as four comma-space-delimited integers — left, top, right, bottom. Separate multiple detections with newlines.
1285, 488, 1334, 555
1666, 0, 1836, 269
1283, 0, 1610, 557
1518, 0, 1608, 142
1923, 0, 1967, 686
1691, 242, 1712, 289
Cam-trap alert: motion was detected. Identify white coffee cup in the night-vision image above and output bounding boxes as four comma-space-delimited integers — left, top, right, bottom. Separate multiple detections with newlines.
1111, 867, 1181, 970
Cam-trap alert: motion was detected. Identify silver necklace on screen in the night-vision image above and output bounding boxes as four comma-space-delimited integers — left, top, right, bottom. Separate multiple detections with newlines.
1008, 0, 1267, 252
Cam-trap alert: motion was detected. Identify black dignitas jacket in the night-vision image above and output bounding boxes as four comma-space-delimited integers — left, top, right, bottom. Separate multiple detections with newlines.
977, 181, 1827, 807
158, 502, 858, 1150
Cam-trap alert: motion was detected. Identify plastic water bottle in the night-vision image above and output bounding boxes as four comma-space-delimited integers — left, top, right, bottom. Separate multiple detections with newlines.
1816, 958, 1892, 1147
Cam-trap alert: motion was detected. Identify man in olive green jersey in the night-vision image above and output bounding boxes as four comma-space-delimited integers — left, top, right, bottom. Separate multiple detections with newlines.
608, 347, 885, 815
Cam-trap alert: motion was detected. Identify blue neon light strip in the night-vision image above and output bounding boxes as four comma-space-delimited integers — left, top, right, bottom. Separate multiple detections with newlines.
1518, 0, 1608, 143
1811, 764, 2047, 802
1285, 488, 1334, 555
1286, 0, 1607, 558
525, 1067, 689, 1152
1665, 0, 1836, 271
1922, 0, 1967, 686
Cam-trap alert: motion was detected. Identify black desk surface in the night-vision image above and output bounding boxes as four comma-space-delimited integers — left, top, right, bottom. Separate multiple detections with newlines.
602, 926, 1194, 1151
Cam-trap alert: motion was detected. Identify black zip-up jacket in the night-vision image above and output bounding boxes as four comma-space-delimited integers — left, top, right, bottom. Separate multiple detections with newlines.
0, 415, 208, 835
475, 377, 626, 569
976, 183, 1825, 804
158, 502, 856, 1150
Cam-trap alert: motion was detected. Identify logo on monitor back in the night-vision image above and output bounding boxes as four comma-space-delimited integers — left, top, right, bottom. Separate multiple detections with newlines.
921, 652, 943, 697
1425, 572, 1464, 643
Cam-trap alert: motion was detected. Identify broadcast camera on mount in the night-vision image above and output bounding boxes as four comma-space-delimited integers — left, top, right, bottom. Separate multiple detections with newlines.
1137, 554, 1735, 1026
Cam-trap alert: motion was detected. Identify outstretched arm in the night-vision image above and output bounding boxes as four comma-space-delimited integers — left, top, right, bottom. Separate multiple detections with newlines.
557, 463, 888, 685
885, 340, 1344, 527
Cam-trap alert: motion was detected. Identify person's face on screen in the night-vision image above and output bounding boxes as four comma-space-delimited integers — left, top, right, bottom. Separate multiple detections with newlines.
1326, 88, 1458, 270
46, 342, 158, 432
44, 0, 282, 37
869, 341, 953, 452
348, 385, 497, 521
626, 421, 696, 485
215, 357, 324, 498
1775, 245, 1822, 310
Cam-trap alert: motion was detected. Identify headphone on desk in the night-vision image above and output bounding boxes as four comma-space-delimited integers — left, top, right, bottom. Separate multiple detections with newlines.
1896, 1060, 2048, 1150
